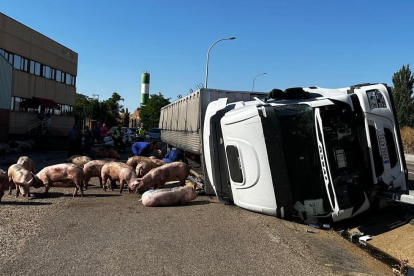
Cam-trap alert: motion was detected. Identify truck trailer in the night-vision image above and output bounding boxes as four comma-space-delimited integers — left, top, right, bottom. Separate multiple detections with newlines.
160, 84, 413, 222
158, 89, 267, 195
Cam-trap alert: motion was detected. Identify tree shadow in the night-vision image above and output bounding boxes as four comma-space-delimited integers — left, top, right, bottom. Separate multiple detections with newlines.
82, 193, 121, 198
1, 201, 52, 206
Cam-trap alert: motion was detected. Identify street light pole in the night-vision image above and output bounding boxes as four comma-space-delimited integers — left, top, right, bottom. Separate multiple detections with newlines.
205, 37, 236, 89
252, 72, 267, 92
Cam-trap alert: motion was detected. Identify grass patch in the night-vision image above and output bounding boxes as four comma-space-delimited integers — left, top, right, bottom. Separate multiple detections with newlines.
401, 127, 414, 154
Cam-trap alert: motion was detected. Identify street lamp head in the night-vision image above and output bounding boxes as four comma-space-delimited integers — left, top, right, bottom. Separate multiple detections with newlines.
263, 72, 267, 75
229, 37, 236, 40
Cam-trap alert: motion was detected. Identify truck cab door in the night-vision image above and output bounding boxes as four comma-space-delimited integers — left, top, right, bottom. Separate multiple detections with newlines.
203, 98, 234, 203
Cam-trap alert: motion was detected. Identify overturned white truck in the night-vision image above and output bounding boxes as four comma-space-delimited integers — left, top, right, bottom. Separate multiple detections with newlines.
159, 84, 413, 222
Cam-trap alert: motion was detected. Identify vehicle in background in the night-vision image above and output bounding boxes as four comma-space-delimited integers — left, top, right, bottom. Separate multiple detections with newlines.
145, 128, 161, 141
104, 127, 133, 147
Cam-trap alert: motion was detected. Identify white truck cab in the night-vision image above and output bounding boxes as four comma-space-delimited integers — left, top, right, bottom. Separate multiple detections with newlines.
204, 83, 410, 222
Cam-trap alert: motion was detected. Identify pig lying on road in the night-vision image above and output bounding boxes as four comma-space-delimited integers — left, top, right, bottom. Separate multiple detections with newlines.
17, 156, 36, 173
135, 160, 163, 178
65, 155, 92, 167
101, 162, 140, 193
141, 186, 197, 207
8, 164, 40, 197
0, 169, 9, 202
134, 162, 190, 193
36, 164, 85, 197
126, 156, 165, 169
90, 147, 120, 160
83, 160, 109, 188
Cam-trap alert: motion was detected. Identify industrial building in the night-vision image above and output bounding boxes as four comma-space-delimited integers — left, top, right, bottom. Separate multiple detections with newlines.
0, 12, 77, 142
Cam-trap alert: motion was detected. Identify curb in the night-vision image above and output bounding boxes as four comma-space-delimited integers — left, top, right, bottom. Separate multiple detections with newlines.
405, 154, 414, 163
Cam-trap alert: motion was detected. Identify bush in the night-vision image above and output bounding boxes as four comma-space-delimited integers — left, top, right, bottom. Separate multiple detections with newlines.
401, 127, 414, 154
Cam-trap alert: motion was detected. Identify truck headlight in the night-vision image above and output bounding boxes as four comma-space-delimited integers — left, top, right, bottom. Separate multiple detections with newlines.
366, 90, 387, 109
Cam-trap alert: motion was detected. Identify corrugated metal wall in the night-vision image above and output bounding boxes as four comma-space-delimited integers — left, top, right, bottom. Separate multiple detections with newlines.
0, 55, 13, 109
159, 89, 266, 153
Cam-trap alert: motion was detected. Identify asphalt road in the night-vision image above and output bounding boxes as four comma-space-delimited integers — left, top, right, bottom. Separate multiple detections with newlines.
0, 150, 393, 276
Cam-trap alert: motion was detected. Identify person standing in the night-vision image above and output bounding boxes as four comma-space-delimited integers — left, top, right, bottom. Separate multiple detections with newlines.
83, 126, 94, 155
45, 110, 51, 129
113, 126, 122, 152
100, 123, 108, 141
68, 125, 78, 157
93, 123, 101, 142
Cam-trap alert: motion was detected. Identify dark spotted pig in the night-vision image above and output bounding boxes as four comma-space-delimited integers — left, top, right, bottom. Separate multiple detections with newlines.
36, 164, 85, 197
89, 147, 120, 160
0, 169, 9, 202
101, 162, 140, 193
65, 155, 92, 167
141, 185, 197, 207
134, 162, 190, 194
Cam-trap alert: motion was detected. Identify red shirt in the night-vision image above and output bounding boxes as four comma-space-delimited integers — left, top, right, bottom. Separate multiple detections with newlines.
100, 126, 108, 137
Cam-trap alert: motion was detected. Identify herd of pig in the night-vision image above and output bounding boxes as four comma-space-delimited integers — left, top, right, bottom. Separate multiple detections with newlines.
0, 147, 197, 207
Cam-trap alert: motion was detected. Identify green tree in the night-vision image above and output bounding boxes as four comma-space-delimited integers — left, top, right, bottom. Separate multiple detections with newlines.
121, 108, 130, 127
392, 64, 414, 127
101, 92, 124, 127
74, 93, 92, 125
139, 93, 170, 129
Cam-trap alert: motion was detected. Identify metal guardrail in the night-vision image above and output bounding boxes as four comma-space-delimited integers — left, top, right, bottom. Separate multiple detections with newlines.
27, 118, 47, 134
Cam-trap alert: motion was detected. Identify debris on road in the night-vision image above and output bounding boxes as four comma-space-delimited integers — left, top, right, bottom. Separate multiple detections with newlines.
358, 235, 373, 245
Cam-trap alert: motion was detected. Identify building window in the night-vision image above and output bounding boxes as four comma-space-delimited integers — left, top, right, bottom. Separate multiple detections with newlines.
43, 66, 51, 79
7, 52, 13, 64
56, 70, 62, 82
66, 73, 71, 85
30, 60, 35, 74
34, 62, 41, 76
0, 49, 76, 86
23, 58, 29, 72
61, 105, 74, 116
13, 54, 21, 70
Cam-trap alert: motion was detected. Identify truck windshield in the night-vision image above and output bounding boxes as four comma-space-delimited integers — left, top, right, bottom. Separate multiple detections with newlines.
318, 102, 373, 211
274, 104, 330, 213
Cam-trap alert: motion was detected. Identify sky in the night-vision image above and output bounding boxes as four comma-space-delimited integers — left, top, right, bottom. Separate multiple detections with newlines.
2, 0, 414, 111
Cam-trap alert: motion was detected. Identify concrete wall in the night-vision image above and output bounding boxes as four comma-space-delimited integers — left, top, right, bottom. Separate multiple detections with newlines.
13, 71, 76, 106
0, 13, 78, 75
0, 54, 13, 142
9, 111, 74, 135
0, 55, 12, 109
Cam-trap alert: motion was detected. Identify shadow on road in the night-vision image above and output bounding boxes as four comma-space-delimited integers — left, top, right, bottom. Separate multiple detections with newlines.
1, 201, 52, 206
82, 193, 122, 198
